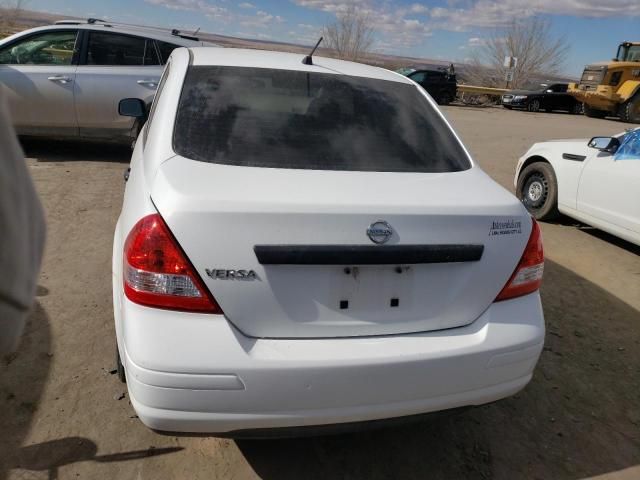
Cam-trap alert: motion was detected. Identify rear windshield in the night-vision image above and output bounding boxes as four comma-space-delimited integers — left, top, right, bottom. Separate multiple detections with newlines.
173, 66, 471, 172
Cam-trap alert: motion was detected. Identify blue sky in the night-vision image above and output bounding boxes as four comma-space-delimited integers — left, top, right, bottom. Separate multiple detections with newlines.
29, 0, 640, 76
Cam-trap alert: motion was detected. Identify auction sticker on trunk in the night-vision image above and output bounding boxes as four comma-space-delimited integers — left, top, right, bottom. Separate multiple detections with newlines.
489, 219, 522, 236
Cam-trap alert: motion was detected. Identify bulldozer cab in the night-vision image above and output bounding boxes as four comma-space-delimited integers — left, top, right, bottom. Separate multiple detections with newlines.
615, 42, 640, 62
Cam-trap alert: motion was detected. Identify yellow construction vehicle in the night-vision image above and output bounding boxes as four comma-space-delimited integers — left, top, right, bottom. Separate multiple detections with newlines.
568, 41, 640, 123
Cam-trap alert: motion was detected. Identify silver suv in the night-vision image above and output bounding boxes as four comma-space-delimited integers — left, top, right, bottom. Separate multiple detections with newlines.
0, 19, 212, 142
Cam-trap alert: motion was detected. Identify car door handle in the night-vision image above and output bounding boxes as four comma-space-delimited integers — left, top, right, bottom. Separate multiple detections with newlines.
48, 75, 72, 84
137, 80, 157, 87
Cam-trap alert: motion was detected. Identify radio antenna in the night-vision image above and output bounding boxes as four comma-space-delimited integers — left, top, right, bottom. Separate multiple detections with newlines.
302, 37, 323, 65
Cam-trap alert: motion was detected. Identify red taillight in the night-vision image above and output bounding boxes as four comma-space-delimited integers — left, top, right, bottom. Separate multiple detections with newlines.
123, 214, 222, 313
495, 218, 544, 302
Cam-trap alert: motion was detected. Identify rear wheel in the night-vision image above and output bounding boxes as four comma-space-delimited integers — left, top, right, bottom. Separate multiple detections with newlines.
503, 105, 513, 110
571, 102, 584, 115
528, 99, 541, 112
619, 93, 640, 123
516, 162, 559, 221
584, 104, 607, 119
436, 91, 453, 106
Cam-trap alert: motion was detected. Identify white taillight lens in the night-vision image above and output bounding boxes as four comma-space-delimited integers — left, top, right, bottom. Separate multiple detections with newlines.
125, 265, 203, 297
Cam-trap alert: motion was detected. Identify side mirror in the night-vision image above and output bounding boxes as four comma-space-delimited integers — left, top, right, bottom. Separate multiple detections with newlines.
588, 136, 620, 153
118, 98, 146, 119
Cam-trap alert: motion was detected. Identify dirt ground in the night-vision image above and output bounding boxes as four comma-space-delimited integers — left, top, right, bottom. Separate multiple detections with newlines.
1, 107, 639, 480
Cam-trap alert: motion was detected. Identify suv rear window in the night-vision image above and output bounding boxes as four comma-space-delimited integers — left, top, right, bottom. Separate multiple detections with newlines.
173, 66, 471, 172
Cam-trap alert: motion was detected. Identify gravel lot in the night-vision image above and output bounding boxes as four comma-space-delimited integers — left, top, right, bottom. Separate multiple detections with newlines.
1, 106, 639, 480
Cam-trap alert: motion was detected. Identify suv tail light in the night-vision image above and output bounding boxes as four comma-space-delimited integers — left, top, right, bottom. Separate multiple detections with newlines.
495, 218, 544, 302
123, 214, 222, 313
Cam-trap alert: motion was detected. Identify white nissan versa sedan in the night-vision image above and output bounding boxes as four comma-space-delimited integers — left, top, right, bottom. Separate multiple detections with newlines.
112, 46, 545, 434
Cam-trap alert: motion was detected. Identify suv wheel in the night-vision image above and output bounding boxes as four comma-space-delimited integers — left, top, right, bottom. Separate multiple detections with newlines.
516, 162, 559, 221
584, 104, 607, 119
528, 99, 541, 112
619, 93, 640, 123
571, 102, 584, 115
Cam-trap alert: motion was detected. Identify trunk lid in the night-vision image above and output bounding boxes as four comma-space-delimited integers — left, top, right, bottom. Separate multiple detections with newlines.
151, 157, 531, 339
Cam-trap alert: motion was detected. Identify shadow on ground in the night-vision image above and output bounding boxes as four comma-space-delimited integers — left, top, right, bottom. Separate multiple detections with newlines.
13, 438, 182, 480
554, 214, 640, 255
19, 138, 131, 164
0, 301, 52, 479
237, 259, 640, 480
0, 301, 182, 480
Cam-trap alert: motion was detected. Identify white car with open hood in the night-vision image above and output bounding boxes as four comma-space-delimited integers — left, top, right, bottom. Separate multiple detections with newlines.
515, 128, 640, 246
112, 46, 545, 435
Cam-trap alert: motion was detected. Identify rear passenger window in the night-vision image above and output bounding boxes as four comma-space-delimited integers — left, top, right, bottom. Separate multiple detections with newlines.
144, 41, 160, 66
87, 33, 158, 66
157, 41, 181, 64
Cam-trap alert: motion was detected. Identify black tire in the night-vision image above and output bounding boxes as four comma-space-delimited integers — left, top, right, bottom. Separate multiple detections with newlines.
516, 162, 559, 221
584, 104, 607, 119
503, 105, 513, 110
436, 92, 453, 106
619, 93, 640, 123
571, 102, 584, 115
528, 99, 541, 112
116, 344, 126, 383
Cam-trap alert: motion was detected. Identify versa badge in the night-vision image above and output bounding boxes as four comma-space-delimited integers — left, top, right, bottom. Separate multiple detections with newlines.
206, 269, 258, 281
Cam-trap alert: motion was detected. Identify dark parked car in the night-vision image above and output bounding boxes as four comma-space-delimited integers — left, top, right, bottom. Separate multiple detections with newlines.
501, 83, 583, 114
397, 66, 457, 105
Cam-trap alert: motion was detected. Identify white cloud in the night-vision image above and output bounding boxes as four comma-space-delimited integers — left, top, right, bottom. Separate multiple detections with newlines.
467, 37, 483, 47
293, 0, 369, 13
409, 3, 428, 14
144, 0, 227, 19
240, 10, 285, 28
145, 0, 286, 30
426, 0, 640, 31
292, 0, 432, 51
293, 0, 640, 37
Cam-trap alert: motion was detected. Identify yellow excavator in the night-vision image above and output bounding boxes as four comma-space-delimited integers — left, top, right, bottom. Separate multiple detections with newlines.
568, 41, 640, 123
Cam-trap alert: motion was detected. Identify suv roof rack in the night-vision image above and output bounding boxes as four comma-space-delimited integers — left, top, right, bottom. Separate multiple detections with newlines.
54, 18, 112, 27
170, 29, 199, 41
54, 18, 201, 41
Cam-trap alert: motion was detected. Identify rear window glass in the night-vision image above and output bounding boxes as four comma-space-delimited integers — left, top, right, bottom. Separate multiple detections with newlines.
173, 66, 471, 172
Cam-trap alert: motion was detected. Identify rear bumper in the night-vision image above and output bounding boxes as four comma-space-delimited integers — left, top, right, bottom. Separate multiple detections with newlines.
120, 292, 544, 434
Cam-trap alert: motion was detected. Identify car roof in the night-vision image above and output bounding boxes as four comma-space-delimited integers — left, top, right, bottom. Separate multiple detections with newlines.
10, 23, 208, 47
188, 47, 414, 84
